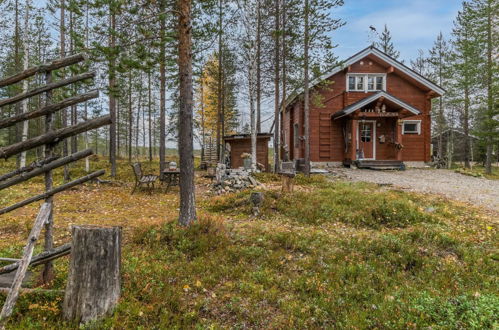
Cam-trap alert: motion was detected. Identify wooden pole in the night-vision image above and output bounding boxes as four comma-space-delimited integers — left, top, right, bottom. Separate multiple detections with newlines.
0, 72, 95, 108
0, 170, 105, 215
0, 243, 71, 275
0, 203, 51, 325
0, 53, 85, 88
0, 115, 111, 159
0, 90, 98, 129
0, 149, 93, 190
0, 156, 59, 182
63, 226, 121, 323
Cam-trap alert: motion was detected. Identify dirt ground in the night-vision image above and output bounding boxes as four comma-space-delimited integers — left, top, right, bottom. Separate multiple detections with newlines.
331, 168, 499, 213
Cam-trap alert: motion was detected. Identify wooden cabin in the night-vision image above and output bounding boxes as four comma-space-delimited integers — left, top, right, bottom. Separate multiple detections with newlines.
224, 133, 272, 172
281, 46, 445, 169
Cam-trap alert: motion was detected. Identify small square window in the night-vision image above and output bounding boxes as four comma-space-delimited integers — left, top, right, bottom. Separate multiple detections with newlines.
403, 121, 420, 134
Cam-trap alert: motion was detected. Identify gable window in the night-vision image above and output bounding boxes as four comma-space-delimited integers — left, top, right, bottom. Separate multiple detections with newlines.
347, 74, 385, 92
402, 120, 421, 134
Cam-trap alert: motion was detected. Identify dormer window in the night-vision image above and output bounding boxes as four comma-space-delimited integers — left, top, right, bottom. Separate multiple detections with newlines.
347, 74, 386, 92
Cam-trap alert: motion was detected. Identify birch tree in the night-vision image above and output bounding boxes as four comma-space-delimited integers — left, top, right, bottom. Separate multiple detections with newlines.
19, 0, 30, 167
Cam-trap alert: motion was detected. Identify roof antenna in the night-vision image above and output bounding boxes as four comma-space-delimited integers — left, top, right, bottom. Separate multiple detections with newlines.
368, 25, 379, 47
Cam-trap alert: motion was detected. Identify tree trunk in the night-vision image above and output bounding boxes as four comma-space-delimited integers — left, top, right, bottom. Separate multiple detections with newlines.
63, 226, 121, 324
108, 8, 117, 177
256, 0, 261, 134
60, 0, 70, 183
148, 72, 153, 162
177, 0, 197, 226
19, 0, 30, 168
281, 0, 287, 163
216, 0, 223, 162
463, 85, 470, 169
42, 71, 54, 284
159, 2, 167, 172
128, 70, 133, 163
484, 0, 493, 175
273, 0, 280, 173
14, 0, 21, 169
437, 96, 444, 159
303, 0, 310, 176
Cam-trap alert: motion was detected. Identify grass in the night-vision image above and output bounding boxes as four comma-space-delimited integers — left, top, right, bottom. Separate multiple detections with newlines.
454, 165, 499, 180
0, 159, 497, 329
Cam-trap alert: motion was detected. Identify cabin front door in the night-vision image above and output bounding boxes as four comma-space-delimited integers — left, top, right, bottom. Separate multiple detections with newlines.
358, 121, 375, 160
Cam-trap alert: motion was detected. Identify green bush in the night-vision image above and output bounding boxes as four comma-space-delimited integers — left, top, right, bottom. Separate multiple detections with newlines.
274, 184, 434, 228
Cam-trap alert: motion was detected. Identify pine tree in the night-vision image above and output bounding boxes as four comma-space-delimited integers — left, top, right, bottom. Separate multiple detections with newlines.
375, 24, 400, 59
449, 2, 483, 168
427, 32, 451, 160
470, 0, 498, 173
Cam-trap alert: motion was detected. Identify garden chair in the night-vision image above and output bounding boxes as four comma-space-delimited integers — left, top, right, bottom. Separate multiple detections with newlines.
131, 163, 158, 194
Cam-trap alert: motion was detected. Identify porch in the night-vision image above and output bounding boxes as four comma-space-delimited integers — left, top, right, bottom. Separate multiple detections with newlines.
332, 91, 421, 167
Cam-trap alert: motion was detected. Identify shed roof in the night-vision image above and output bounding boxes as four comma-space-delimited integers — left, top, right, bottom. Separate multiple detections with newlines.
223, 133, 273, 141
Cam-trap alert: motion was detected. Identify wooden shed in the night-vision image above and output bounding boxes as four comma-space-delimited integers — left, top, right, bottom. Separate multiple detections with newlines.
224, 133, 272, 172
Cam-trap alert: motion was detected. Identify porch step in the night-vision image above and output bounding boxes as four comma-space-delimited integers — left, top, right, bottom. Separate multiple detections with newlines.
355, 160, 405, 170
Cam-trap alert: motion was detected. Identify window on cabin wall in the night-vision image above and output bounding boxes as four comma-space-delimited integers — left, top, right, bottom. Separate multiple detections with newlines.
402, 120, 421, 134
347, 74, 385, 92
294, 123, 299, 148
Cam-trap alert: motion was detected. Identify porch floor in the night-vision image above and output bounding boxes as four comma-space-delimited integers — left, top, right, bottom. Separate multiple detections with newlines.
353, 160, 405, 170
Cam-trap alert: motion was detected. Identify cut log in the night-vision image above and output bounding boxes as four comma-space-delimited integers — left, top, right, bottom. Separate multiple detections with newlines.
0, 115, 110, 159
0, 90, 98, 129
0, 149, 93, 191
0, 170, 105, 215
0, 156, 59, 183
0, 72, 95, 108
0, 203, 51, 324
63, 226, 121, 324
0, 53, 86, 88
0, 243, 71, 275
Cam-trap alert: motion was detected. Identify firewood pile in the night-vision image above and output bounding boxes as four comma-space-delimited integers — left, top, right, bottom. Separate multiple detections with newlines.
211, 165, 261, 195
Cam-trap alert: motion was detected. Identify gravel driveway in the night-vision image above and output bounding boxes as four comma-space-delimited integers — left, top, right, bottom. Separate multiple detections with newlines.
332, 168, 499, 212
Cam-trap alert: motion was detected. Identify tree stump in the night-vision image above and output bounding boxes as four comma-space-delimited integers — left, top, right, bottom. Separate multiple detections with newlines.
250, 192, 264, 216
281, 174, 294, 193
63, 226, 121, 324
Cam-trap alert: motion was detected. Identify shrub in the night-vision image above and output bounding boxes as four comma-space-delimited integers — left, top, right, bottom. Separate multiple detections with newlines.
274, 185, 434, 228
132, 215, 228, 258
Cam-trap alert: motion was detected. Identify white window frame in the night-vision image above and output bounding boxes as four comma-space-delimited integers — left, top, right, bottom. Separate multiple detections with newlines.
402, 120, 421, 135
346, 73, 386, 92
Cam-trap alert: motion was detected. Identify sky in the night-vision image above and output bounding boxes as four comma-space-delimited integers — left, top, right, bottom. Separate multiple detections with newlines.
331, 0, 462, 62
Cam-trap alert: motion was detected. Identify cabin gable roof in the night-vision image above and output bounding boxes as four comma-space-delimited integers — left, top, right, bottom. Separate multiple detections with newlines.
285, 46, 445, 109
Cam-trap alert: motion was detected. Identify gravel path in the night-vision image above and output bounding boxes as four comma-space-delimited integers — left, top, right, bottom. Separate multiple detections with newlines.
332, 168, 499, 212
